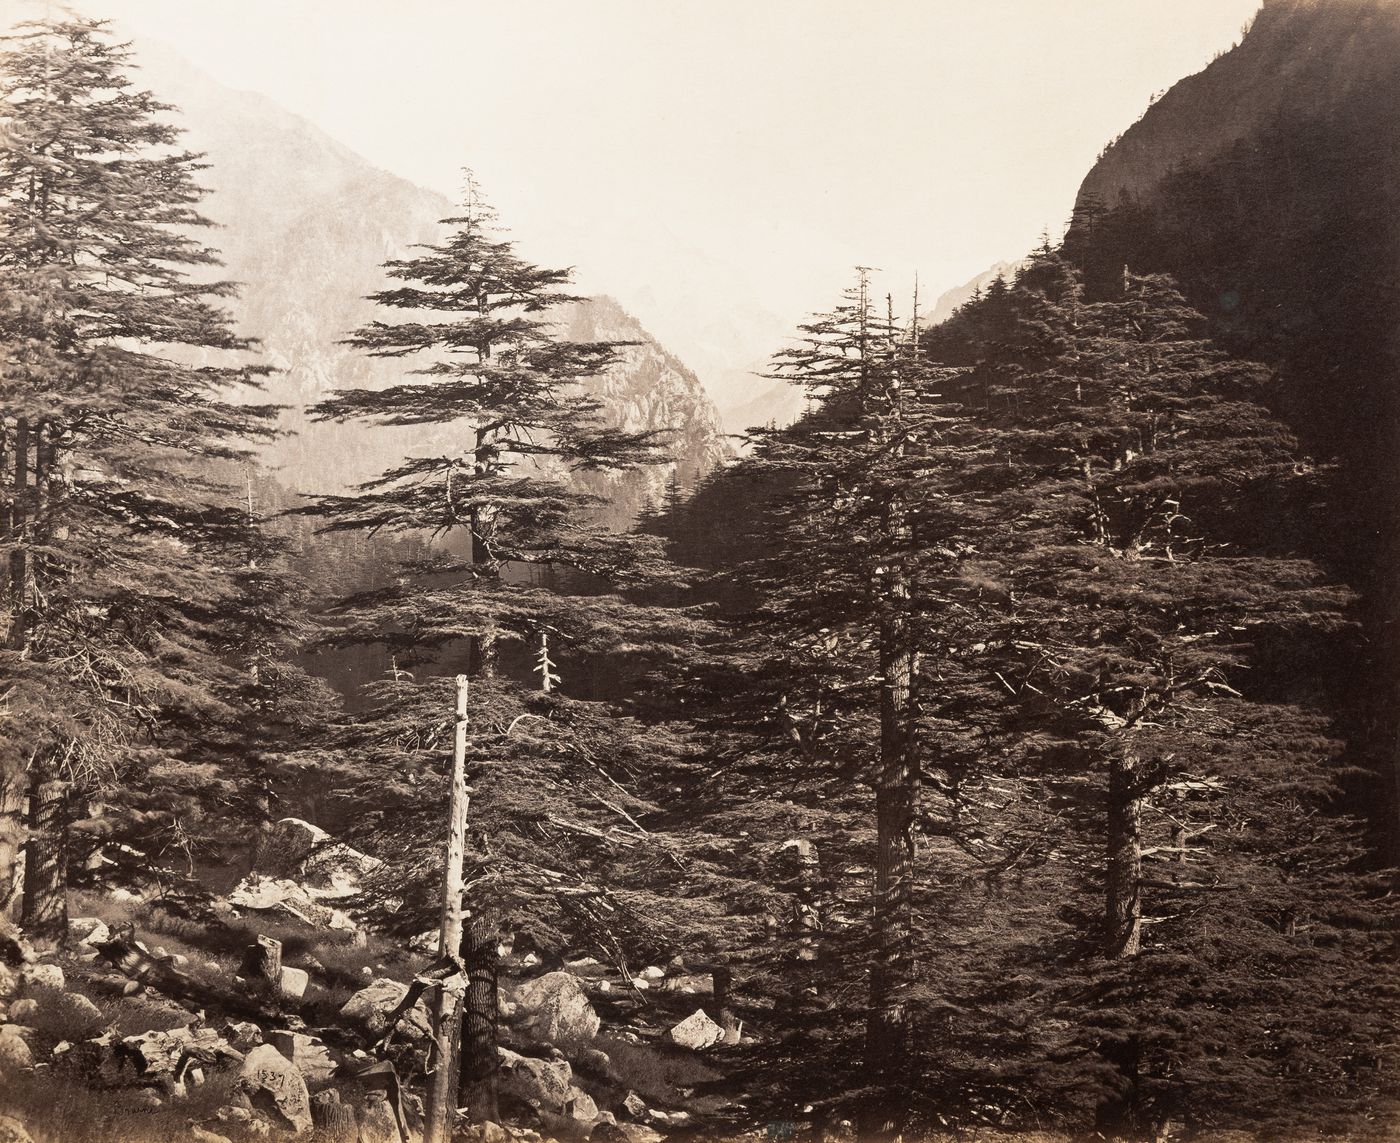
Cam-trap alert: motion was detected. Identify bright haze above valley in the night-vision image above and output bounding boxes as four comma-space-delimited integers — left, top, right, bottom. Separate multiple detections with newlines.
25, 0, 1259, 417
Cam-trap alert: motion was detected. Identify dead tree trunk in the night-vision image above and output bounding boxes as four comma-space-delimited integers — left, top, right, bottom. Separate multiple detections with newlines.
425, 676, 471, 1143
20, 773, 69, 948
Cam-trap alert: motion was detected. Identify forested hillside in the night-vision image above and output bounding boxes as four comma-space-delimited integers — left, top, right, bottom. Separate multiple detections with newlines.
0, 7, 1396, 1143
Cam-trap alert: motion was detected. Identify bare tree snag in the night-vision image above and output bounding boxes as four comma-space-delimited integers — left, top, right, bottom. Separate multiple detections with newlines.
425, 676, 471, 1143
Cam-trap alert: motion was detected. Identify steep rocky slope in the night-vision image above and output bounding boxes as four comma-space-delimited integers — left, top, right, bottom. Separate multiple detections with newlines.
135, 43, 726, 510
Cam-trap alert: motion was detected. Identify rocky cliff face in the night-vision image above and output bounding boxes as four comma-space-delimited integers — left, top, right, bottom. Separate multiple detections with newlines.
133, 43, 726, 515
552, 295, 731, 529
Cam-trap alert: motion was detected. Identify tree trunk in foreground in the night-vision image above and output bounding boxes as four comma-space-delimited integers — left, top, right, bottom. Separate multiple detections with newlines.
1097, 751, 1148, 1140
425, 676, 471, 1143
864, 533, 919, 1141
461, 909, 501, 1123
20, 774, 69, 948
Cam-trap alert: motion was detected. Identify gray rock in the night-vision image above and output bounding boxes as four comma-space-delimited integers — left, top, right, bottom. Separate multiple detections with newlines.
566, 1087, 599, 1123
622, 1092, 647, 1120
668, 1008, 724, 1051
19, 963, 63, 992
357, 1098, 399, 1143
122, 1026, 196, 1076
512, 971, 600, 1044
271, 1029, 336, 1083
278, 965, 310, 1000
225, 1020, 263, 1050
60, 992, 105, 1035
0, 1028, 33, 1072
67, 917, 110, 946
0, 1116, 34, 1143
575, 1046, 615, 1078
238, 1043, 313, 1133
191, 1129, 233, 1143
340, 977, 430, 1040
259, 818, 380, 896
498, 1047, 575, 1114
6, 998, 38, 1022
616, 1126, 664, 1143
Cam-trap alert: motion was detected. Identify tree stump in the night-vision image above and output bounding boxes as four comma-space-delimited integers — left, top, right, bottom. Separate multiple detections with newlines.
240, 935, 283, 985
311, 1089, 357, 1143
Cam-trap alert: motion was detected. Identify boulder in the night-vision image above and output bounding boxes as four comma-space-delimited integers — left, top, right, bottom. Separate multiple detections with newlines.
68, 918, 110, 946
238, 1043, 313, 1133
279, 966, 310, 1000
227, 876, 355, 931
0, 1027, 33, 1072
65, 991, 104, 1023
0, 1117, 33, 1143
498, 1047, 575, 1114
566, 1087, 599, 1124
357, 1098, 400, 1143
259, 817, 331, 876
622, 1092, 647, 1120
408, 929, 439, 954
575, 1046, 615, 1079
340, 977, 431, 1040
271, 1029, 337, 1083
0, 964, 16, 1002
616, 1126, 664, 1143
258, 818, 380, 896
512, 971, 600, 1044
19, 963, 63, 992
225, 1021, 263, 1051
191, 1130, 233, 1143
668, 1009, 724, 1051
7, 997, 37, 1022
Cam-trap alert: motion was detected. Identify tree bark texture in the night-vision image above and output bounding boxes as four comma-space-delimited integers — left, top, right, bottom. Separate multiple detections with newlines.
460, 909, 501, 1124
1105, 753, 1143, 959
425, 675, 471, 1143
865, 502, 919, 1139
20, 775, 68, 947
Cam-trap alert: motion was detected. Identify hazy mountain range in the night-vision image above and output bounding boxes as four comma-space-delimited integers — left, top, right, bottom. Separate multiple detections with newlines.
121, 40, 729, 516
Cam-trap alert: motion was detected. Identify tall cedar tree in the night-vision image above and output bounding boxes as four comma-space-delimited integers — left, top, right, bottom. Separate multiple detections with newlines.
651, 255, 1399, 1139
923, 253, 1399, 1138
302, 179, 726, 1116
0, 19, 283, 942
686, 274, 1015, 1137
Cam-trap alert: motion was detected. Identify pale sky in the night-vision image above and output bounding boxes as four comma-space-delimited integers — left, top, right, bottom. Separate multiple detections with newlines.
24, 0, 1263, 406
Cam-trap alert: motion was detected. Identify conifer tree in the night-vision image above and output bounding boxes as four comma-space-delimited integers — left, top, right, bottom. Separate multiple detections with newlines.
303, 176, 724, 1115
0, 18, 278, 940
932, 254, 1399, 1138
